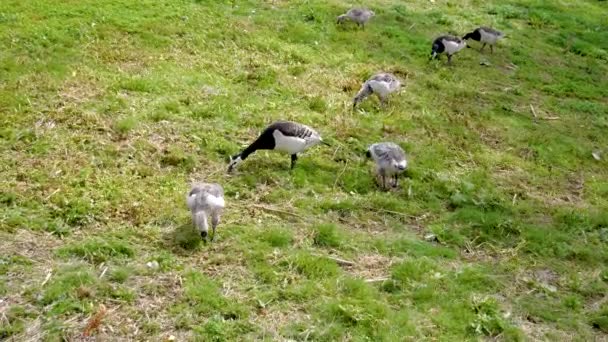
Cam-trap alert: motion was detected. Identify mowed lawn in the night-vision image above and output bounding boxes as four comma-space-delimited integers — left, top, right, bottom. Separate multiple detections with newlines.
1, 0, 608, 340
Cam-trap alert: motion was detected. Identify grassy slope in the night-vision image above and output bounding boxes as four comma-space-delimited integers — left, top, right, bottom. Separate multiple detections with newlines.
1, 0, 607, 340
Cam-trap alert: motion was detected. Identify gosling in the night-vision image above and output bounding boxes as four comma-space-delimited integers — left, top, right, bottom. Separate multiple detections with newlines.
353, 73, 402, 109
227, 121, 329, 172
462, 27, 505, 54
430, 35, 467, 64
186, 183, 225, 242
366, 142, 407, 190
336, 8, 375, 29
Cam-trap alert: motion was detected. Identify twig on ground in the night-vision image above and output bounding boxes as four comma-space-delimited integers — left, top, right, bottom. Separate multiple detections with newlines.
41, 270, 52, 286
365, 277, 390, 283
530, 104, 538, 123
315, 254, 355, 267
252, 204, 304, 220
83, 304, 107, 337
333, 161, 349, 188
365, 206, 413, 219
99, 266, 108, 279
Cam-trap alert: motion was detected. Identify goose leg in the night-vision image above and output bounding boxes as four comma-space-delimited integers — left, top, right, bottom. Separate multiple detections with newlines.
290, 154, 298, 169
490, 45, 494, 54
480, 43, 486, 52
393, 175, 399, 188
377, 94, 387, 108
210, 213, 220, 242
447, 54, 453, 65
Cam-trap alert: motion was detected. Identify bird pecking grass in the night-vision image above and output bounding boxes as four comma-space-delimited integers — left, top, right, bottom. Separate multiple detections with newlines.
1, 0, 608, 340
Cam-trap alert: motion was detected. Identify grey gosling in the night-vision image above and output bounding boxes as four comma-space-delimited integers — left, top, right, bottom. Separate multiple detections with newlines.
430, 35, 467, 64
336, 8, 375, 29
227, 121, 329, 172
187, 183, 225, 242
366, 142, 407, 189
463, 27, 504, 53
353, 73, 402, 109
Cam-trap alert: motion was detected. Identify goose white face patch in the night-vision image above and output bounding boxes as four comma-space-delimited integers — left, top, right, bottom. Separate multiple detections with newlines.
273, 130, 308, 154
228, 156, 243, 170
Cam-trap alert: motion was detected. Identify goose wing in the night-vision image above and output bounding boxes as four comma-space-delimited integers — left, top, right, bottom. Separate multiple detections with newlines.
480, 27, 502, 36
269, 121, 319, 140
370, 142, 406, 162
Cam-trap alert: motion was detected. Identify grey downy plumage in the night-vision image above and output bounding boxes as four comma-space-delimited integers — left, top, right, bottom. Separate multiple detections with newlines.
366, 142, 408, 189
186, 183, 225, 241
336, 8, 375, 29
353, 73, 402, 109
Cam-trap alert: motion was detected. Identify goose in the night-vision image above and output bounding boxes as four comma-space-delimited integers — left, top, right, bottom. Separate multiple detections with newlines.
227, 121, 329, 172
462, 27, 505, 53
353, 73, 402, 109
186, 183, 225, 242
336, 8, 375, 29
430, 35, 467, 64
366, 142, 407, 189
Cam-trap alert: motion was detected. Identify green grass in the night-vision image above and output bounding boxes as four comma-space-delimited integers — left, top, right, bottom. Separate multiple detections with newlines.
1, 0, 607, 339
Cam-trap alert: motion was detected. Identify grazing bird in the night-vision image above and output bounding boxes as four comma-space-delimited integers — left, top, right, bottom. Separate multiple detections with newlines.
430, 35, 467, 64
366, 142, 407, 189
227, 121, 329, 172
353, 73, 402, 109
186, 183, 225, 242
336, 8, 375, 29
462, 27, 504, 53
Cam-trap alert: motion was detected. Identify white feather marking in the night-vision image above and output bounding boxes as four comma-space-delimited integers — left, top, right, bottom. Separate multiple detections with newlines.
443, 39, 466, 54
397, 160, 407, 169
206, 194, 225, 209
229, 155, 243, 169
186, 194, 196, 210
479, 30, 501, 44
273, 130, 308, 154
369, 80, 391, 98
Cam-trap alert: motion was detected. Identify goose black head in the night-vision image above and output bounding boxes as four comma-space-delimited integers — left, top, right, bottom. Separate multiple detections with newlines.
227, 154, 242, 173
462, 30, 481, 42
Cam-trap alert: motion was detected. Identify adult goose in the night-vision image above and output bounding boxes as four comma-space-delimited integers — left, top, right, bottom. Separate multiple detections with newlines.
430, 35, 467, 64
227, 121, 329, 172
463, 27, 505, 53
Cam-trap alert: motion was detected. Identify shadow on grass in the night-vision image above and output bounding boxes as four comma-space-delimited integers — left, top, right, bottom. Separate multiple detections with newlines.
162, 222, 203, 253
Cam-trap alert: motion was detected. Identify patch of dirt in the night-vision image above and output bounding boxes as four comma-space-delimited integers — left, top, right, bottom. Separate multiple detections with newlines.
349, 254, 400, 280
59, 78, 101, 107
